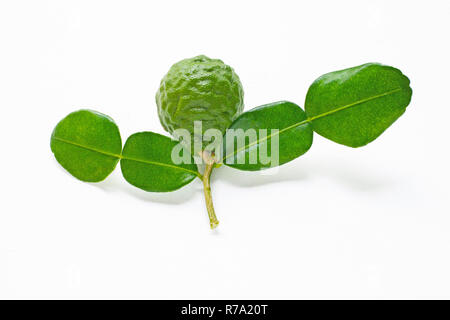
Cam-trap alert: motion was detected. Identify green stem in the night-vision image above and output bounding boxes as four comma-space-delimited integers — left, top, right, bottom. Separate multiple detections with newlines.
201, 152, 219, 229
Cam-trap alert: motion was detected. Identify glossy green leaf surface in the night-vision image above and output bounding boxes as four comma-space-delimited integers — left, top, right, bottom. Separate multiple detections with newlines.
120, 132, 199, 192
222, 101, 313, 171
50, 109, 122, 182
305, 63, 412, 147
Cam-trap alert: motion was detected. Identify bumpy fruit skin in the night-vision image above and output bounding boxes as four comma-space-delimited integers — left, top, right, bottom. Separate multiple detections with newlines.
156, 55, 244, 150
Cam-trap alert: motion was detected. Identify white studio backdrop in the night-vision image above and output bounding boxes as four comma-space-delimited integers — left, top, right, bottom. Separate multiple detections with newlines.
0, 0, 449, 299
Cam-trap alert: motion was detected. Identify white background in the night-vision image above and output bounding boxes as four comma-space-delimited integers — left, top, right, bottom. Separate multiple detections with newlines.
1, 0, 449, 299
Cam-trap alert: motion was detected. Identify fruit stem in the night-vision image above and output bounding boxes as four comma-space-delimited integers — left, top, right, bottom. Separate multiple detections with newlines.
201, 151, 219, 229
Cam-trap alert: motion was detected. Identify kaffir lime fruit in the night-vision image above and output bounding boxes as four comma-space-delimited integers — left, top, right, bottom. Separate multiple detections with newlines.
156, 55, 244, 152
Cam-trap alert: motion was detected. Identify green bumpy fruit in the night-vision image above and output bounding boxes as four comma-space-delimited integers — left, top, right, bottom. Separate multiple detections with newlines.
156, 55, 244, 152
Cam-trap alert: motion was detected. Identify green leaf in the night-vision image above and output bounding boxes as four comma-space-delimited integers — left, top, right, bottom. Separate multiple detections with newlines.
305, 63, 412, 147
222, 101, 313, 171
50, 109, 122, 182
120, 132, 200, 192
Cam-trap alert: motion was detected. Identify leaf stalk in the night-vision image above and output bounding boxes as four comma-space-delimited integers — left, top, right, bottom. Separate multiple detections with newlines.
201, 151, 219, 229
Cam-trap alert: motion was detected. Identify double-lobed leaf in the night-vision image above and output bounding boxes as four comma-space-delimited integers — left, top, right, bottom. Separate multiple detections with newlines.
222, 101, 313, 171
223, 63, 412, 171
305, 63, 412, 147
50, 109, 122, 182
120, 132, 199, 192
51, 110, 199, 191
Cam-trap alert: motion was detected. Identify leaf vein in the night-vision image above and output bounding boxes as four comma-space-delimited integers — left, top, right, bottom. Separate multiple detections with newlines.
222, 88, 402, 161
52, 136, 200, 177
52, 136, 121, 159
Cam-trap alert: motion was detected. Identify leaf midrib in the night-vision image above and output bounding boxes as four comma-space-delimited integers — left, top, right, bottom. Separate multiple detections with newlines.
222, 88, 402, 161
52, 136, 200, 177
